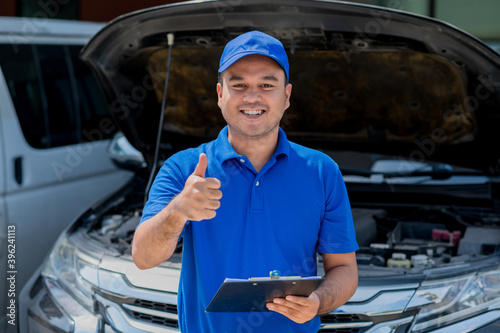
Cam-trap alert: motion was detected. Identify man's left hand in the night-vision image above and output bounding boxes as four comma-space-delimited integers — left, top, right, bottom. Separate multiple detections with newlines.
266, 292, 320, 323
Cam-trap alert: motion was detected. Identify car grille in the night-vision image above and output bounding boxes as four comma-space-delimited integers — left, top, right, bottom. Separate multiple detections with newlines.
94, 268, 421, 332
128, 309, 178, 328
96, 290, 416, 333
320, 313, 369, 332
128, 299, 178, 328
95, 288, 180, 332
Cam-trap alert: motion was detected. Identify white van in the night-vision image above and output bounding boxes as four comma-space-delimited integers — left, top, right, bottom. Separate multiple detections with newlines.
0, 17, 134, 331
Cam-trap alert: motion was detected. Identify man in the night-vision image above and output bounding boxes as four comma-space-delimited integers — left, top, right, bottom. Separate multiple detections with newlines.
132, 31, 359, 332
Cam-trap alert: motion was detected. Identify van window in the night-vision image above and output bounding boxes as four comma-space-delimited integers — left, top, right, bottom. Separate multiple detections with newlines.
0, 44, 114, 148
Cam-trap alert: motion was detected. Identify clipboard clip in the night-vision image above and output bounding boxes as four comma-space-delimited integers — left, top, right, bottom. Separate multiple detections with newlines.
269, 270, 281, 279
248, 271, 302, 281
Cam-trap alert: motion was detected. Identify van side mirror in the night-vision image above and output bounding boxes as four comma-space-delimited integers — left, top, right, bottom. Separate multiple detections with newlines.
108, 133, 146, 171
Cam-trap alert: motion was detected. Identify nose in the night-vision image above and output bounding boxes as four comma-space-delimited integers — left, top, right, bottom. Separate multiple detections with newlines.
243, 87, 261, 103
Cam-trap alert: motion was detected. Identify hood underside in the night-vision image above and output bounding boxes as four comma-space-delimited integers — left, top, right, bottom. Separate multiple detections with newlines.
81, 0, 500, 174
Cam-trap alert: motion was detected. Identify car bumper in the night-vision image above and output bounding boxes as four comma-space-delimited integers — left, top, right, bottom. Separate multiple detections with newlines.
20, 270, 500, 333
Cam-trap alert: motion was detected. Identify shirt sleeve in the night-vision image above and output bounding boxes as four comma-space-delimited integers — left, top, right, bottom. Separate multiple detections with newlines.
317, 161, 359, 254
139, 158, 187, 226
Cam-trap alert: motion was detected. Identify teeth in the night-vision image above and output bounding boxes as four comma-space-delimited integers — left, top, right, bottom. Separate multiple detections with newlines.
243, 110, 263, 115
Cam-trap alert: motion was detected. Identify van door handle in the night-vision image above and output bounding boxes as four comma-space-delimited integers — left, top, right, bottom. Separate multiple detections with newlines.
14, 156, 23, 185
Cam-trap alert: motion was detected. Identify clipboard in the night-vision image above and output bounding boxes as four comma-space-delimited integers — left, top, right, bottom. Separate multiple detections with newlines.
205, 275, 324, 312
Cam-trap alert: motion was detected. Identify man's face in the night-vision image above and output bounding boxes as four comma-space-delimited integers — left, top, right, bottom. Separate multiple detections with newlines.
217, 54, 292, 142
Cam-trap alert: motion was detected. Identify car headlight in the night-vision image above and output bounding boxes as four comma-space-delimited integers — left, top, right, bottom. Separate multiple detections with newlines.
408, 268, 500, 332
41, 231, 100, 312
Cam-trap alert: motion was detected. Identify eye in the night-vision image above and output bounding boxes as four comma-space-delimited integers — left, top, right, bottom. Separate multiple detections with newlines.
261, 83, 274, 88
232, 83, 246, 88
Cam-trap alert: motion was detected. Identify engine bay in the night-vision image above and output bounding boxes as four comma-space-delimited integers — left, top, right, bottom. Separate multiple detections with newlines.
85, 177, 500, 274
353, 207, 500, 270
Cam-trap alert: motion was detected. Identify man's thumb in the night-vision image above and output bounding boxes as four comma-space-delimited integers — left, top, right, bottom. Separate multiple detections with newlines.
193, 153, 208, 178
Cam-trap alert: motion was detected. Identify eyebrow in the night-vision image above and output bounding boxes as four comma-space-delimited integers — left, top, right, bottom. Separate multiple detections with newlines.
228, 75, 244, 82
227, 75, 279, 82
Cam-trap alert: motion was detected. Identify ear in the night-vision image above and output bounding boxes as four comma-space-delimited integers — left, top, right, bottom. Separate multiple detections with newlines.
217, 82, 223, 109
216, 82, 222, 98
284, 83, 292, 110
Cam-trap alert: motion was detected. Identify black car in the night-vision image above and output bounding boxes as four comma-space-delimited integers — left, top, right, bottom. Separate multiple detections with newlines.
20, 0, 500, 332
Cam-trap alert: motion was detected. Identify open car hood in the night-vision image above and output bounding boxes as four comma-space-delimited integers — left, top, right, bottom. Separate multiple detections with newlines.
81, 0, 500, 174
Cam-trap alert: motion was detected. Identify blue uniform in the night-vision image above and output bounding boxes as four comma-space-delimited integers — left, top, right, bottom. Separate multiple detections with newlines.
140, 126, 359, 332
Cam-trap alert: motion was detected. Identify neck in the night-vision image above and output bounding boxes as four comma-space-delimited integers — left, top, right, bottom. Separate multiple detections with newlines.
228, 128, 279, 173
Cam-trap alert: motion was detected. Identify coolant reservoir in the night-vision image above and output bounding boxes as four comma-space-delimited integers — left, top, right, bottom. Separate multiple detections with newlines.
387, 253, 411, 268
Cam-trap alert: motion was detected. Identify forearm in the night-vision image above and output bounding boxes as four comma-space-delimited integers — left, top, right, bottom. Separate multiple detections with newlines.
132, 197, 187, 269
314, 263, 358, 315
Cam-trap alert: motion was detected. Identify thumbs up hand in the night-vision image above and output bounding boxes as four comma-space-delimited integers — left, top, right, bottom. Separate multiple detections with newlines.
174, 153, 222, 221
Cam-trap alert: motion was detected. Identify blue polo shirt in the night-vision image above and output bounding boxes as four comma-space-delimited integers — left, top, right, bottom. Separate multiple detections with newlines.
140, 126, 358, 332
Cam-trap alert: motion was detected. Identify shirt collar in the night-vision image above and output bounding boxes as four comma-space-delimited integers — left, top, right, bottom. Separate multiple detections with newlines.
214, 126, 240, 164
275, 126, 290, 158
214, 126, 290, 164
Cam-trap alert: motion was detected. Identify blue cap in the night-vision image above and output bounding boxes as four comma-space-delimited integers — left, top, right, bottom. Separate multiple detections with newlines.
218, 31, 289, 82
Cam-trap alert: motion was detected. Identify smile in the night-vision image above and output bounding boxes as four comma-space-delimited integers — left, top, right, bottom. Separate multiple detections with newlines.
242, 110, 264, 115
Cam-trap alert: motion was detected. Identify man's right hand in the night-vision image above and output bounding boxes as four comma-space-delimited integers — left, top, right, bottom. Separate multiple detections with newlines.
174, 153, 222, 221
133, 153, 221, 269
